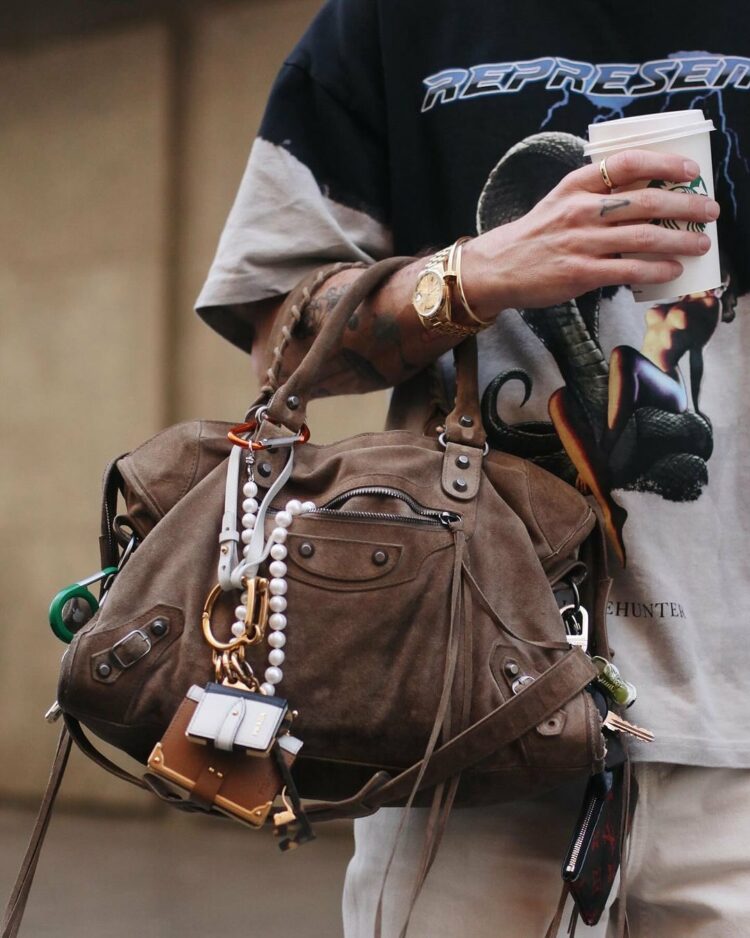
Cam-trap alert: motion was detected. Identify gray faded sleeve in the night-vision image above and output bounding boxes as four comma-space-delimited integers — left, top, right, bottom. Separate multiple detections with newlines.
195, 137, 392, 350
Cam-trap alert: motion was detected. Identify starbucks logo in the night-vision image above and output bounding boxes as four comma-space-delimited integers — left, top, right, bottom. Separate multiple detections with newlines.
648, 176, 710, 232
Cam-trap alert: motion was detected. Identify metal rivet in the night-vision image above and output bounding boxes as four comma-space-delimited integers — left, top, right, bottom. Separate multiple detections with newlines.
504, 661, 520, 677
257, 462, 273, 478
286, 395, 300, 411
455, 454, 470, 469
299, 542, 315, 558
151, 618, 167, 637
96, 662, 112, 678
372, 549, 388, 566
459, 415, 473, 428
453, 478, 468, 493
512, 674, 535, 695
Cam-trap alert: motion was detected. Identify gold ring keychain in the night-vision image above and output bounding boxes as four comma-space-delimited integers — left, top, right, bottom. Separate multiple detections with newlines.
201, 576, 270, 651
202, 576, 270, 690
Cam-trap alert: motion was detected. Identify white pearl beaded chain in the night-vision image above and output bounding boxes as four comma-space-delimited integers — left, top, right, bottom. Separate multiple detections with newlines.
229, 461, 315, 697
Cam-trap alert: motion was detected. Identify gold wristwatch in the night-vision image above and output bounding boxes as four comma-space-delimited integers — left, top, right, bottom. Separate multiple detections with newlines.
412, 240, 484, 336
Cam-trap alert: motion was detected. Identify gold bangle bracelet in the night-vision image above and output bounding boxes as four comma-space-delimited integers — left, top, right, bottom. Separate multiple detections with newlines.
454, 237, 492, 329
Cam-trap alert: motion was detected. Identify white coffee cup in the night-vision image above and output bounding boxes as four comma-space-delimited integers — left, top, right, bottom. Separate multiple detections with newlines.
583, 110, 720, 304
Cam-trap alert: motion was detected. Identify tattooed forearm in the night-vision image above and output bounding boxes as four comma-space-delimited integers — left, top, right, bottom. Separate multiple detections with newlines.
372, 311, 400, 343
299, 284, 348, 337
599, 197, 631, 217
371, 311, 420, 372
262, 258, 458, 397
339, 349, 389, 389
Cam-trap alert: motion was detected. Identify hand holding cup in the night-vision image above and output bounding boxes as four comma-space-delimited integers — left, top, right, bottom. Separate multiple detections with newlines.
461, 147, 720, 317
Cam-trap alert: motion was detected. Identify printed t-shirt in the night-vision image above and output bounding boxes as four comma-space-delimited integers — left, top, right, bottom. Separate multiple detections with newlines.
197, 0, 750, 768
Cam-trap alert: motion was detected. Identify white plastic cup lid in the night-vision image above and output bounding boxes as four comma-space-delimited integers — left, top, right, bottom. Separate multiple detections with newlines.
587, 109, 705, 145
583, 119, 714, 158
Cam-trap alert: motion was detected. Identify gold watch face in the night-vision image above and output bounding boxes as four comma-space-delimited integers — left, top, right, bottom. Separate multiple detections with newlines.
413, 270, 444, 317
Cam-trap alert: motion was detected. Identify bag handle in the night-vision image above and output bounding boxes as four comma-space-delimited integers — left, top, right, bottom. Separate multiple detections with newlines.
262, 257, 486, 449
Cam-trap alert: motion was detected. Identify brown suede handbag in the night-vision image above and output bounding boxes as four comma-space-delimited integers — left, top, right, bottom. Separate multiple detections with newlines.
3, 258, 615, 937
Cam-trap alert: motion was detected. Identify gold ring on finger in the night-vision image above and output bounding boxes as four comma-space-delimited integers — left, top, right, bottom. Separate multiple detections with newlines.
599, 158, 615, 190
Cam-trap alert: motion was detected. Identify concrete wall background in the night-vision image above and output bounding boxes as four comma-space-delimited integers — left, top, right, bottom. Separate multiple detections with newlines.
0, 0, 389, 808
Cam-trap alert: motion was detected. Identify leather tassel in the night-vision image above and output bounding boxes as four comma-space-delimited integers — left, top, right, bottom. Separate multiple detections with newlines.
544, 882, 570, 938
613, 760, 633, 938
374, 527, 467, 938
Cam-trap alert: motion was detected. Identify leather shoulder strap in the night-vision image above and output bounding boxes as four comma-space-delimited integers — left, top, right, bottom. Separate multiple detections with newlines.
305, 649, 597, 821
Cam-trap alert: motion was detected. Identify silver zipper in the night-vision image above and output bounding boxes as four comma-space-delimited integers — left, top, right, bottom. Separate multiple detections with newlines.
565, 795, 601, 874
276, 486, 461, 528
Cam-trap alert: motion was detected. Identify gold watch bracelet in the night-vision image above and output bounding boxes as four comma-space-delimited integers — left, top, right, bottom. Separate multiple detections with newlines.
452, 237, 493, 329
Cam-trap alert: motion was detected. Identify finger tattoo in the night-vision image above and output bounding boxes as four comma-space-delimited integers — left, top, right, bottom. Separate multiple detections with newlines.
599, 197, 632, 217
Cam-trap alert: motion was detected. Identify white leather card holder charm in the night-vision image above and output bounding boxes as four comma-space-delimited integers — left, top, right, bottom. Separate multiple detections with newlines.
186, 683, 288, 756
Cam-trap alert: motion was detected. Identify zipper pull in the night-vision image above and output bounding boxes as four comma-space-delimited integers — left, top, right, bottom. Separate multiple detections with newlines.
439, 511, 461, 527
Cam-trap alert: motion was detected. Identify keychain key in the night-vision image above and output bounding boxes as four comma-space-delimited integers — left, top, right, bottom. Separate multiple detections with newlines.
602, 710, 655, 743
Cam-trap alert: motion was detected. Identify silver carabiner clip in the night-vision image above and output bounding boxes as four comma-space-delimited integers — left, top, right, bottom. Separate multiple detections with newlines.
560, 603, 589, 653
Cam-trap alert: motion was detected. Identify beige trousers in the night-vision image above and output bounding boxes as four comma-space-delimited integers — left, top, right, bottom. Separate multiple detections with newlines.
342, 765, 750, 938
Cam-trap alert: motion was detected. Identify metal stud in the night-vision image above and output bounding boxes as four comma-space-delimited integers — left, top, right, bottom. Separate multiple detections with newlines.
455, 454, 470, 470
372, 549, 388, 566
504, 661, 520, 677
298, 542, 315, 558
96, 662, 112, 678
257, 462, 273, 478
453, 478, 468, 493
459, 415, 474, 428
286, 395, 300, 411
150, 618, 168, 638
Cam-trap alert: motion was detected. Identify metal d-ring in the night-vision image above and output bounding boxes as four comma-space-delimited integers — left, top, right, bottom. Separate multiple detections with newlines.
437, 431, 489, 456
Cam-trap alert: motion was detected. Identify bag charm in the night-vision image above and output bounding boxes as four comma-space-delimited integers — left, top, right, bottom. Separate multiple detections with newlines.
147, 424, 316, 848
